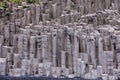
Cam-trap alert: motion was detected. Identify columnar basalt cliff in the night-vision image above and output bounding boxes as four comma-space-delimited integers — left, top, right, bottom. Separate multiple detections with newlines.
0, 0, 120, 80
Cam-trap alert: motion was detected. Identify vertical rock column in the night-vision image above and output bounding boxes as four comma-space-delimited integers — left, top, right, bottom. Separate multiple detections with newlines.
27, 11, 31, 25
13, 34, 18, 54
106, 51, 114, 74
114, 0, 119, 11
105, 0, 110, 9
36, 5, 40, 24
102, 51, 107, 73
22, 35, 28, 60
18, 35, 23, 57
57, 29, 62, 67
67, 35, 73, 74
41, 34, 48, 74
9, 23, 15, 46
98, 37, 103, 65
13, 54, 20, 68
30, 36, 36, 57
15, 19, 21, 33
73, 30, 79, 74
89, 35, 96, 68
21, 59, 27, 76
4, 24, 10, 46
0, 58, 6, 75
52, 29, 57, 67
61, 50, 66, 69
31, 4, 36, 25
47, 33, 52, 62
37, 35, 42, 62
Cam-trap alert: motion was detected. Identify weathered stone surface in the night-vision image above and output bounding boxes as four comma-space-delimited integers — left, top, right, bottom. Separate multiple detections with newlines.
0, 0, 120, 80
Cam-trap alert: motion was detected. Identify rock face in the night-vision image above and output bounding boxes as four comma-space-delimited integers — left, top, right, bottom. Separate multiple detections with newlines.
0, 0, 120, 79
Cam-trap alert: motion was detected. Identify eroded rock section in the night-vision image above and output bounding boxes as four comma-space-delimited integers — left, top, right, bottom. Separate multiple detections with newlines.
0, 0, 120, 80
